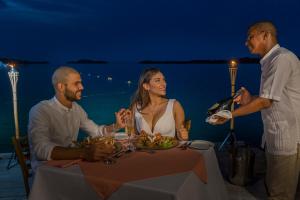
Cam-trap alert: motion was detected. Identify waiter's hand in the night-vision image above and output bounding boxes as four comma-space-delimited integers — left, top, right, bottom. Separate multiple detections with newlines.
234, 87, 252, 106
210, 116, 230, 125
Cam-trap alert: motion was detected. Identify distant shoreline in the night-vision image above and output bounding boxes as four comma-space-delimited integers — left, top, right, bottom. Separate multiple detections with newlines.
139, 57, 260, 64
67, 59, 108, 64
2, 56, 299, 65
0, 58, 48, 65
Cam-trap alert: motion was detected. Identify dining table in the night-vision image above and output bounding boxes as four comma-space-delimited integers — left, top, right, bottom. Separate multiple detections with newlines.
29, 141, 228, 200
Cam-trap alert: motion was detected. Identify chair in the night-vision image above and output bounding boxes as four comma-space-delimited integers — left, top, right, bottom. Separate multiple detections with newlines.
11, 136, 31, 196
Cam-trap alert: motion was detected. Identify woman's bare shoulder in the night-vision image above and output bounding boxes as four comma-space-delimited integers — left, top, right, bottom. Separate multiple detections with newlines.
172, 100, 184, 111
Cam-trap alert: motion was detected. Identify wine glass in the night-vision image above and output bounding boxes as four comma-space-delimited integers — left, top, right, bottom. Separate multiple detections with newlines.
125, 117, 135, 151
181, 119, 191, 143
104, 123, 117, 140
184, 119, 191, 132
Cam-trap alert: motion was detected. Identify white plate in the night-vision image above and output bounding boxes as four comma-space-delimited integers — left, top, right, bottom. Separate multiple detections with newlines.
114, 132, 129, 140
189, 140, 214, 150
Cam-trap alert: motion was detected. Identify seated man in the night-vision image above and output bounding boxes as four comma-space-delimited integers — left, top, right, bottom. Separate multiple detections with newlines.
28, 66, 127, 171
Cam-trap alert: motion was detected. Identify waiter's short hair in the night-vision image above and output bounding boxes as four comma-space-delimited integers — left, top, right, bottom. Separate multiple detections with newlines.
248, 21, 277, 37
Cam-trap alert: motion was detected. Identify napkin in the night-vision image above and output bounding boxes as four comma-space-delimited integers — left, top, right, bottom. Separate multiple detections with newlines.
189, 140, 214, 150
205, 110, 232, 124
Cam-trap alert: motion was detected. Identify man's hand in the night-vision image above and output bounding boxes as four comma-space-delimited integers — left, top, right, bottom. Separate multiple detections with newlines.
234, 87, 252, 106
82, 142, 115, 162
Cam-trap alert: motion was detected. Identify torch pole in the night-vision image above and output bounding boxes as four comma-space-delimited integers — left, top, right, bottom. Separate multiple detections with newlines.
218, 60, 238, 151
229, 60, 238, 145
6, 64, 20, 169
8, 67, 20, 139
228, 59, 238, 180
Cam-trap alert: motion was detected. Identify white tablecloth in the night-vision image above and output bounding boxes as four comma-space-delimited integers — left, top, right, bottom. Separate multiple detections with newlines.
29, 147, 228, 200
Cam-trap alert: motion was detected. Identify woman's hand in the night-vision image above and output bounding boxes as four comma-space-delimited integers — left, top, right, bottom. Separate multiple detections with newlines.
114, 108, 128, 129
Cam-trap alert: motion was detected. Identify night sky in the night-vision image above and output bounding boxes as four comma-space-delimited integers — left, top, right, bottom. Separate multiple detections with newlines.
0, 0, 300, 63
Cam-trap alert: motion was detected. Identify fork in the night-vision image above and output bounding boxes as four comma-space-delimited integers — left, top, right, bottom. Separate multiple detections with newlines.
180, 141, 192, 150
136, 148, 156, 154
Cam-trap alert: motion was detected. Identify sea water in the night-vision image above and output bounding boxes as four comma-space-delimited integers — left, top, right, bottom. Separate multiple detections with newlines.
0, 63, 263, 153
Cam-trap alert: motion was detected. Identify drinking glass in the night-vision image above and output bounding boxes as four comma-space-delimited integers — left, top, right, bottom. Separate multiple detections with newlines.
104, 123, 117, 139
181, 119, 191, 141
184, 119, 191, 132
125, 118, 135, 151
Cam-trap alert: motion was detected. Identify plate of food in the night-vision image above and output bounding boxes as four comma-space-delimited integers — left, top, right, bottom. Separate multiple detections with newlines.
134, 131, 178, 150
74, 136, 123, 153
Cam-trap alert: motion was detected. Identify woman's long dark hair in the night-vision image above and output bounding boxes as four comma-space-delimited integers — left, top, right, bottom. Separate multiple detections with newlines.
130, 67, 166, 112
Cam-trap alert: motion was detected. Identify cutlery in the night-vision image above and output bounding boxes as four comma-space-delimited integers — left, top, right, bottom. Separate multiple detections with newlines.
56, 159, 82, 168
110, 148, 131, 159
103, 157, 116, 165
136, 148, 155, 154
180, 141, 192, 150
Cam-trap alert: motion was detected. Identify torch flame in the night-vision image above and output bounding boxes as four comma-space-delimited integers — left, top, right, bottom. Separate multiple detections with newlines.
7, 63, 16, 70
229, 59, 238, 68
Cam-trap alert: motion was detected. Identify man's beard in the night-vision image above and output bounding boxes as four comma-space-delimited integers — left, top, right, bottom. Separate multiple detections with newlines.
64, 88, 81, 102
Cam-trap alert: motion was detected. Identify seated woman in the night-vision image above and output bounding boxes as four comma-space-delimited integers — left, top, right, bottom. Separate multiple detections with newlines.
130, 67, 188, 140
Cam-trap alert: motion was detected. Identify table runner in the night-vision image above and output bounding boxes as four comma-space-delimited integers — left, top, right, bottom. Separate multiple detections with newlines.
47, 148, 207, 199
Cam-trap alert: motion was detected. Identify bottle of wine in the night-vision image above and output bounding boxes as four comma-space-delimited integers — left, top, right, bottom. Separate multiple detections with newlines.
207, 89, 243, 116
